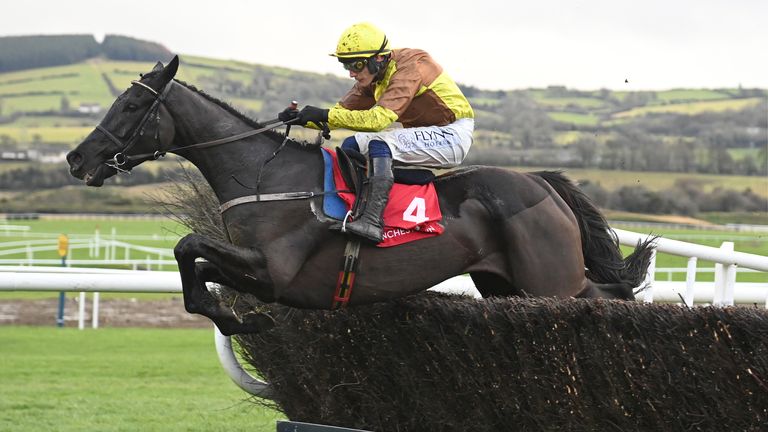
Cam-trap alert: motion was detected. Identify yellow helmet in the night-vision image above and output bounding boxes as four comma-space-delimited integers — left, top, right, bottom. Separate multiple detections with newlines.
331, 22, 391, 59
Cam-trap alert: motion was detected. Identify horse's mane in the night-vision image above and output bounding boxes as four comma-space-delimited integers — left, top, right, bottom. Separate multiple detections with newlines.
169, 77, 314, 148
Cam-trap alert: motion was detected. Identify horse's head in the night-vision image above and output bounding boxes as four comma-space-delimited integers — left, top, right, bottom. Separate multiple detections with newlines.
67, 56, 179, 186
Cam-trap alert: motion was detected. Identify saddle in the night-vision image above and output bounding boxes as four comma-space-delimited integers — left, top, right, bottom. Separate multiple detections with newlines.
321, 148, 444, 248
335, 147, 435, 194
335, 147, 435, 221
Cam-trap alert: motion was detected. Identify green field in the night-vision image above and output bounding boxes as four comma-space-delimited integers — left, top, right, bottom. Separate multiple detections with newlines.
535, 97, 606, 109
546, 111, 601, 125
0, 326, 281, 431
0, 57, 270, 146
654, 89, 731, 102
613, 97, 764, 118
511, 166, 768, 198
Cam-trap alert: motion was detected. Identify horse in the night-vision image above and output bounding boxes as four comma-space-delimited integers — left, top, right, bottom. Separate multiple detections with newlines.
67, 56, 654, 335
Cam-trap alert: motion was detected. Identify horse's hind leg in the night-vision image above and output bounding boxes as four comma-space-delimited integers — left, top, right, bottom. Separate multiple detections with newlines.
470, 272, 522, 297
174, 233, 275, 335
501, 197, 589, 298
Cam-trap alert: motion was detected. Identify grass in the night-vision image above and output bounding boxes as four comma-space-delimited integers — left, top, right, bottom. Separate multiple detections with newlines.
0, 62, 113, 112
654, 89, 732, 102
535, 97, 606, 109
0, 326, 282, 431
553, 131, 589, 146
612, 97, 764, 118
0, 124, 92, 145
547, 111, 600, 126
511, 166, 768, 198
728, 147, 764, 162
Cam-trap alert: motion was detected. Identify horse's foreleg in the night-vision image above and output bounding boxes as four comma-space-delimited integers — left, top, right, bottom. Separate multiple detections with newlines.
174, 233, 275, 335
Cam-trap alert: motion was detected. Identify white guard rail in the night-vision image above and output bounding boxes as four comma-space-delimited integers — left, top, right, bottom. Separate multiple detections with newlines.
613, 229, 768, 307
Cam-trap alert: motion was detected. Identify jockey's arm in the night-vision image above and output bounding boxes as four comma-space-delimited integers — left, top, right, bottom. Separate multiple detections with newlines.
307, 64, 420, 132
325, 103, 399, 132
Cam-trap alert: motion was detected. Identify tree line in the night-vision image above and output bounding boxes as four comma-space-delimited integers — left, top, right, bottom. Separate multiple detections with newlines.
0, 35, 171, 73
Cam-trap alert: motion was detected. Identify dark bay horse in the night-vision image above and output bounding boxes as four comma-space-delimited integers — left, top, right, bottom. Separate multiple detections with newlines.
67, 56, 654, 335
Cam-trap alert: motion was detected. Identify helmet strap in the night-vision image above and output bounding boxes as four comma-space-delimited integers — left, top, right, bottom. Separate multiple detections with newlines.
366, 36, 389, 75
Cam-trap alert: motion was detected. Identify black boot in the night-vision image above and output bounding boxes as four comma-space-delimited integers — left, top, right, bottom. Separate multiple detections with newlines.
345, 156, 394, 243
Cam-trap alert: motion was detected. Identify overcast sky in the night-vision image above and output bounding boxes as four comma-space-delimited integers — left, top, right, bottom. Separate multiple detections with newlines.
2, 0, 766, 91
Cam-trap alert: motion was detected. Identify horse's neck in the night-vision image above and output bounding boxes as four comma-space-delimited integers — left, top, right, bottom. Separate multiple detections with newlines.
165, 86, 322, 204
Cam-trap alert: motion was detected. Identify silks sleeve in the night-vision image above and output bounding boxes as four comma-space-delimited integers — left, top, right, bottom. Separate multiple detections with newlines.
327, 103, 399, 132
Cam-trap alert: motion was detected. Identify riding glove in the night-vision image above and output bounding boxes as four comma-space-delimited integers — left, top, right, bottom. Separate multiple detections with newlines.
297, 106, 329, 126
278, 107, 300, 123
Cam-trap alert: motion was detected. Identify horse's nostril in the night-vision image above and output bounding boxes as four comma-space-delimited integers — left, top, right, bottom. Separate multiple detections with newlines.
67, 151, 83, 167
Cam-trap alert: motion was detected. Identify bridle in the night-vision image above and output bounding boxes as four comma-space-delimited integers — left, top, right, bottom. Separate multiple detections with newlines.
94, 78, 343, 213
95, 79, 297, 174
95, 80, 172, 173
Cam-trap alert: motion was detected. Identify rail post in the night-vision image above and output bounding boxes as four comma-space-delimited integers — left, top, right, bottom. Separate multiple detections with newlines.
713, 242, 734, 306
56, 234, 68, 327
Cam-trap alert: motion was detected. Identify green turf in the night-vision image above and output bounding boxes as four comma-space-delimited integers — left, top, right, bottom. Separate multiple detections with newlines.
0, 327, 282, 431
536, 97, 606, 109
655, 89, 732, 102
546, 111, 601, 125
613, 97, 763, 118
509, 167, 768, 198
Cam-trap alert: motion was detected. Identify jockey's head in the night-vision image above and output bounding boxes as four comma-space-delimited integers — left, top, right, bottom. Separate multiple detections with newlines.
331, 22, 391, 84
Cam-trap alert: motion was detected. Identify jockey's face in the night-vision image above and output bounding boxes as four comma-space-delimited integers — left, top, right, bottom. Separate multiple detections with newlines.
345, 55, 386, 86
349, 65, 375, 86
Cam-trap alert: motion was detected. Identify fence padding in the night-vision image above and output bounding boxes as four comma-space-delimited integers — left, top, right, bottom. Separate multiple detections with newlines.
237, 294, 768, 431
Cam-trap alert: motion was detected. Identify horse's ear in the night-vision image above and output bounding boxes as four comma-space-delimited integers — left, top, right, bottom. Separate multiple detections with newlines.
158, 55, 179, 85
152, 62, 164, 72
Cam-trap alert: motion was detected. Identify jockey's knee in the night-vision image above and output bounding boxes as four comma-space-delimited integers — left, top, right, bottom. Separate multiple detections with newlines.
341, 136, 360, 153
368, 140, 392, 159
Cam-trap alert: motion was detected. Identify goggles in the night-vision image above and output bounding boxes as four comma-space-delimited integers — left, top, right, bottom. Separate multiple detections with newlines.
341, 58, 368, 73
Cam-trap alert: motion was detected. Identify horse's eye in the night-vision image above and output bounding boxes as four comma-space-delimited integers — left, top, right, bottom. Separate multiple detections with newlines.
124, 103, 139, 112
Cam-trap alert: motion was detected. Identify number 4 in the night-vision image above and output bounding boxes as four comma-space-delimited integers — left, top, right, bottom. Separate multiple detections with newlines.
403, 197, 429, 223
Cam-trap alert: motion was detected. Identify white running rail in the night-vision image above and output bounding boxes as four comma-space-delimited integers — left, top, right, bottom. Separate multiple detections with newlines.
613, 228, 768, 307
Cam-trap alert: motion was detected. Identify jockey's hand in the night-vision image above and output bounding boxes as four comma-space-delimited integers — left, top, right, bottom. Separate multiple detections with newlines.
278, 106, 300, 123
296, 105, 329, 126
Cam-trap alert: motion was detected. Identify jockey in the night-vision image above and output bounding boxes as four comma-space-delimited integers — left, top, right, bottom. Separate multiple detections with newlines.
281, 22, 474, 243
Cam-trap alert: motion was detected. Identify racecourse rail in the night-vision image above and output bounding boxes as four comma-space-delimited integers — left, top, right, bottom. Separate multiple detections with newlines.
1, 228, 767, 397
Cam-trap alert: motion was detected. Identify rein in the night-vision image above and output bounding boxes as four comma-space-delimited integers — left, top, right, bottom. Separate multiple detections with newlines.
98, 79, 345, 214
96, 80, 298, 170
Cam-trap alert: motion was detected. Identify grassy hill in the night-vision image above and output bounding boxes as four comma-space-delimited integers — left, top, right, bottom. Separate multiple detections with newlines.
0, 54, 764, 152
0, 37, 765, 219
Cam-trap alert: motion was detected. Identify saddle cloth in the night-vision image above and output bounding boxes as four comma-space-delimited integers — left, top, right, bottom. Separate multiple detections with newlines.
321, 148, 444, 247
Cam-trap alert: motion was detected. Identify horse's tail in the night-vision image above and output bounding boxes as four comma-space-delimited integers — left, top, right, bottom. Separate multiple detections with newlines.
533, 171, 655, 297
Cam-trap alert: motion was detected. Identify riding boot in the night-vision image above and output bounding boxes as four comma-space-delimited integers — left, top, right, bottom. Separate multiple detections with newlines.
345, 156, 394, 243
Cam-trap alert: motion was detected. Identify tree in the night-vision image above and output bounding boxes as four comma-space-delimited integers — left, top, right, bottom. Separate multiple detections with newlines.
572, 137, 599, 167
496, 91, 554, 149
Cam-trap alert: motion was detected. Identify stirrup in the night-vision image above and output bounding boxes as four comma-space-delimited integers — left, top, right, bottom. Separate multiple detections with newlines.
340, 210, 353, 233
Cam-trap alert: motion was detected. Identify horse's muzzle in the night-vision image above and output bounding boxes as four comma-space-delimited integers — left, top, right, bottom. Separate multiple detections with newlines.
66, 150, 84, 177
